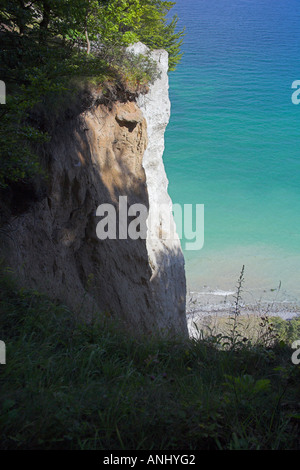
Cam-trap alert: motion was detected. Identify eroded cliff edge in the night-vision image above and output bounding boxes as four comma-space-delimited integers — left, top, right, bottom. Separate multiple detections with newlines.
0, 46, 188, 336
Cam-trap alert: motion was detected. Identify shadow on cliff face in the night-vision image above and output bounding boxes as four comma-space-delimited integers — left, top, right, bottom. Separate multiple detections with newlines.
147, 244, 188, 336
0, 100, 187, 336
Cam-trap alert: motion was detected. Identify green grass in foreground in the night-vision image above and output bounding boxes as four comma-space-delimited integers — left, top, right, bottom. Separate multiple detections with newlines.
0, 271, 299, 450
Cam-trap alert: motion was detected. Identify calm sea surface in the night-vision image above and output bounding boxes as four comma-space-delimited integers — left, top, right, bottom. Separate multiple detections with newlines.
164, 0, 300, 313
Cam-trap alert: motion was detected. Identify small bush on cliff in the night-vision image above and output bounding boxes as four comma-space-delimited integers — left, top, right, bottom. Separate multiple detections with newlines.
0, 268, 299, 450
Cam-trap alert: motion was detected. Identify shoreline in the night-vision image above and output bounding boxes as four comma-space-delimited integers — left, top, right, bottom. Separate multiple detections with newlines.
186, 288, 300, 320
186, 290, 300, 339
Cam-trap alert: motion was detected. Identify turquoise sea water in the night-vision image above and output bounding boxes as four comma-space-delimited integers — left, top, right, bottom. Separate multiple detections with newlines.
164, 0, 300, 310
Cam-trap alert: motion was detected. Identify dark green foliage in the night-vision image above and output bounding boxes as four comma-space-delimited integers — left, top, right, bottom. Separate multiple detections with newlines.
272, 317, 300, 345
137, 1, 185, 71
0, 269, 299, 450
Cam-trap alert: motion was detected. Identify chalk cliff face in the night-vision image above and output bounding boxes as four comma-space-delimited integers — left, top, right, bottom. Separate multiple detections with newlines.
128, 43, 187, 333
0, 46, 187, 336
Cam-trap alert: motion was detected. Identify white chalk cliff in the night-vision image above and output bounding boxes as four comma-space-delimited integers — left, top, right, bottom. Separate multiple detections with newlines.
129, 42, 187, 333
0, 44, 188, 336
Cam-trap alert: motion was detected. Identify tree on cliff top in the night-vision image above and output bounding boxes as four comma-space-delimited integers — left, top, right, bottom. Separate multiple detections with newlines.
61, 0, 184, 69
0, 0, 183, 68
137, 1, 184, 71
0, 0, 184, 188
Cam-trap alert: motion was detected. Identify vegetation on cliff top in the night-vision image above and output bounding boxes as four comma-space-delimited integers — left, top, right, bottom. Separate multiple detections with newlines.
0, 268, 299, 450
0, 0, 184, 188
